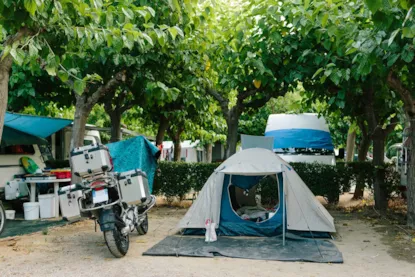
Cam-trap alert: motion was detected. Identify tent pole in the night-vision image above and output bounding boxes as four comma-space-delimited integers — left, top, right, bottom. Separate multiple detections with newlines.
282, 173, 286, 246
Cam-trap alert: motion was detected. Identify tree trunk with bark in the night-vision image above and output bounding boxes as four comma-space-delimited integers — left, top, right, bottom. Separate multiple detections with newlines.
0, 56, 13, 144
225, 108, 241, 158
156, 115, 170, 147
353, 120, 371, 199
205, 143, 213, 163
109, 110, 122, 143
206, 87, 283, 159
0, 28, 30, 144
372, 133, 388, 210
346, 128, 356, 162
173, 138, 181, 161
387, 71, 415, 227
408, 119, 415, 227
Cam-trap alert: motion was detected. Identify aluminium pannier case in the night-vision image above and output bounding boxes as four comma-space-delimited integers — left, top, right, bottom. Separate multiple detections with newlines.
70, 144, 113, 177
118, 169, 151, 206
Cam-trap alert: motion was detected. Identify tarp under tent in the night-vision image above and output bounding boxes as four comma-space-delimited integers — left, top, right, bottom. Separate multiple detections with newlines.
178, 148, 335, 236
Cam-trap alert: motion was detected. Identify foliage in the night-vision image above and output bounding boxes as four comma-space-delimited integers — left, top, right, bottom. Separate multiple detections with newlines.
153, 162, 219, 202
153, 161, 400, 205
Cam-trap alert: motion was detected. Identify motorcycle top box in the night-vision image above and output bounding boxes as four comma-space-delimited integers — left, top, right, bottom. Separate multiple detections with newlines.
70, 144, 113, 178
118, 169, 151, 206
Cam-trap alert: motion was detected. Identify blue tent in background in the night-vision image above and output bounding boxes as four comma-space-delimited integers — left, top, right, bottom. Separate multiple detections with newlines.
106, 136, 160, 193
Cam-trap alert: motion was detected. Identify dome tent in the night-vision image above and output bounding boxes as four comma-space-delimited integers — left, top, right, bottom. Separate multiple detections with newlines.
178, 148, 335, 237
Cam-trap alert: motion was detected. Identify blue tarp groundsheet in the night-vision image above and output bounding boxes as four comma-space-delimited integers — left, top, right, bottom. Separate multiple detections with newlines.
143, 234, 343, 263
106, 136, 160, 193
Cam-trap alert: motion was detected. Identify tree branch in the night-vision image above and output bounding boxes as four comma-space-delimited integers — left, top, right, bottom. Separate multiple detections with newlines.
237, 88, 260, 101
387, 70, 415, 116
86, 70, 127, 109
206, 87, 229, 115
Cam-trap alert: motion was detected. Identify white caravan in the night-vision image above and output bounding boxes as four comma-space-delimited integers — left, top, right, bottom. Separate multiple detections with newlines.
265, 113, 336, 165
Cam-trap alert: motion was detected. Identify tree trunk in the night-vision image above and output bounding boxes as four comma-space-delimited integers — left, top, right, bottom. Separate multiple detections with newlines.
173, 138, 181, 161
0, 56, 13, 144
156, 115, 170, 147
109, 110, 122, 143
225, 108, 240, 158
353, 123, 371, 199
71, 101, 91, 150
372, 134, 388, 211
205, 143, 213, 163
345, 128, 356, 162
408, 117, 415, 227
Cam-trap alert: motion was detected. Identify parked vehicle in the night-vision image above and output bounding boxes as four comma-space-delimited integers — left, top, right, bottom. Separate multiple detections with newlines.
70, 144, 155, 258
0, 200, 5, 235
265, 113, 336, 165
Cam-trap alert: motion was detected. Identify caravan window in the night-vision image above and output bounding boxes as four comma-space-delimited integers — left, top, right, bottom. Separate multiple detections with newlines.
0, 145, 35, 155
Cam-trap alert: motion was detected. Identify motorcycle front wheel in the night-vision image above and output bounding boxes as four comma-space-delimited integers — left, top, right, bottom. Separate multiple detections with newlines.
104, 227, 129, 258
0, 202, 6, 235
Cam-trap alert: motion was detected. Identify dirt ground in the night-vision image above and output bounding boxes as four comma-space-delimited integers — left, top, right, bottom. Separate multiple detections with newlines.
0, 204, 414, 277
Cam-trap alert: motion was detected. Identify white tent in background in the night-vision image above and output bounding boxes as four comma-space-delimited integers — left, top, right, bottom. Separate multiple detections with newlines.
178, 148, 335, 240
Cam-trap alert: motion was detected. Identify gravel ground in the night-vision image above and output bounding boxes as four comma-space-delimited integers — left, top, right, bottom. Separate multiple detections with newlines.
0, 206, 413, 277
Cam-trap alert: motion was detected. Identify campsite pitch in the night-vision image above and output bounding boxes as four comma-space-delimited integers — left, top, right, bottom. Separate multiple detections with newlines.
0, 207, 413, 277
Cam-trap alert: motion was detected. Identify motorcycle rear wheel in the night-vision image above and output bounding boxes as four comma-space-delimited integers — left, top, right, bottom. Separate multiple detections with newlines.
0, 202, 5, 235
104, 227, 129, 258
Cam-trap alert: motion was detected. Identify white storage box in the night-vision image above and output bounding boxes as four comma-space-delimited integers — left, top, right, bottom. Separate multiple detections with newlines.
39, 194, 56, 219
70, 144, 113, 177
5, 179, 29, 200
59, 185, 83, 220
118, 169, 151, 206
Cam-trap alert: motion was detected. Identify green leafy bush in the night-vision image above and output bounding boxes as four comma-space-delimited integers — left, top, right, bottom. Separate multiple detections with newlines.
153, 161, 400, 204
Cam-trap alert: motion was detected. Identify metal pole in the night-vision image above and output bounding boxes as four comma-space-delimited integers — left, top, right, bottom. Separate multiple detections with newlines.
282, 173, 286, 246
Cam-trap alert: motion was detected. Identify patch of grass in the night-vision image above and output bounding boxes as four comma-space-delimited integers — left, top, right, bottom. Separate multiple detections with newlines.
42, 228, 49, 235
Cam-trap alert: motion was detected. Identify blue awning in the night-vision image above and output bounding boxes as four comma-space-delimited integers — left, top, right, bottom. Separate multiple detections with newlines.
5, 112, 72, 138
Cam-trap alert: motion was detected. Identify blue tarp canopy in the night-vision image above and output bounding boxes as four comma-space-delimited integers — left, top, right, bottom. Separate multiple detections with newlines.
4, 112, 72, 139
106, 136, 160, 193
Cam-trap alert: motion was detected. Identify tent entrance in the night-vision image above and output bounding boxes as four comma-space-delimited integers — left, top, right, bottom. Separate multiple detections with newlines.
228, 175, 280, 223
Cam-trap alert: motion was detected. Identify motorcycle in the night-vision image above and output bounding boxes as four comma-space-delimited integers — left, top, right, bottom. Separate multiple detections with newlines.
0, 200, 5, 235
71, 144, 155, 258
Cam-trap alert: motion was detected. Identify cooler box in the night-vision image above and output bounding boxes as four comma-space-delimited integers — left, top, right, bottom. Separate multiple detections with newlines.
70, 144, 113, 177
118, 169, 151, 206
5, 179, 29, 200
59, 185, 83, 220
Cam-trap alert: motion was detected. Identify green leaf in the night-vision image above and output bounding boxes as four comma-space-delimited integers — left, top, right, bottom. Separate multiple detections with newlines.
173, 26, 184, 38
1, 45, 11, 61
28, 43, 38, 57
168, 27, 179, 40
304, 0, 310, 9
364, 0, 382, 13
168, 0, 181, 12
24, 0, 37, 16
321, 14, 329, 28
74, 80, 86, 95
54, 0, 63, 13
312, 68, 324, 79
402, 48, 414, 63
57, 70, 69, 83
142, 33, 154, 46
122, 7, 134, 20
388, 29, 400, 46
124, 23, 134, 30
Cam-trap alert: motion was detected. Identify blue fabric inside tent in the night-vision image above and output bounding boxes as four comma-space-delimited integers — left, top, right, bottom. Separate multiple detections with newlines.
265, 128, 334, 150
217, 173, 285, 236
106, 136, 160, 193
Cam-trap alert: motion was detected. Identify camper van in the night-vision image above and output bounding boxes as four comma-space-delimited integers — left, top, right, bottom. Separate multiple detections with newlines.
265, 113, 336, 165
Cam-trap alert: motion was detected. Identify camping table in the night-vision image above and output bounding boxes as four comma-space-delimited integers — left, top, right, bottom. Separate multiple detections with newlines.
25, 178, 71, 219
